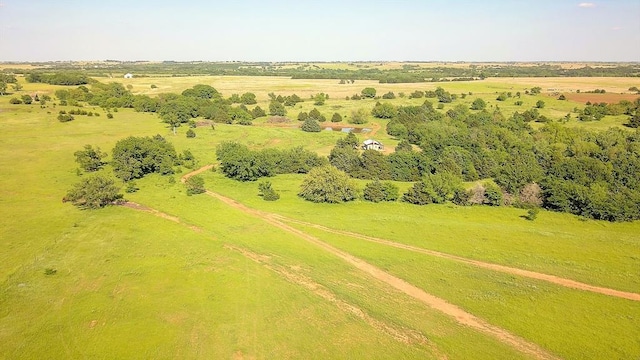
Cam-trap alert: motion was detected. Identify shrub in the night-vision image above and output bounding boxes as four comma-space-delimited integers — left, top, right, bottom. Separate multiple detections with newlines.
185, 175, 205, 195
349, 108, 368, 124
524, 208, 539, 221
361, 87, 376, 98
301, 118, 321, 132
74, 144, 107, 172
470, 98, 486, 110
57, 113, 74, 122
298, 165, 357, 203
63, 175, 124, 209
363, 180, 399, 202
382, 91, 396, 99
186, 129, 196, 138
331, 112, 343, 122
402, 182, 433, 205
258, 181, 280, 201
9, 97, 22, 104
484, 182, 503, 206
297, 111, 309, 121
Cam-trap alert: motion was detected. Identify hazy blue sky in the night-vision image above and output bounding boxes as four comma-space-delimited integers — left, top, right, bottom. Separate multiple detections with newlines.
1, 0, 638, 62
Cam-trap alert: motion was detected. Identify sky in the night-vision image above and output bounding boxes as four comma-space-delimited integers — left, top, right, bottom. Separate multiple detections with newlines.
0, 0, 639, 62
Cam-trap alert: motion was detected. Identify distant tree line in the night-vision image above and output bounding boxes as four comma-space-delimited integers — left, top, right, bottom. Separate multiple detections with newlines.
14, 63, 640, 85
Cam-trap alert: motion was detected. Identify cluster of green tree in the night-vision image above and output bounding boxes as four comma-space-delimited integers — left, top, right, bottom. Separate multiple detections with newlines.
268, 92, 304, 106
0, 74, 17, 95
373, 99, 640, 221
216, 142, 327, 181
26, 71, 91, 85
11, 63, 640, 84
53, 82, 263, 130
584, 89, 607, 93
111, 135, 180, 181
63, 175, 124, 209
578, 99, 640, 122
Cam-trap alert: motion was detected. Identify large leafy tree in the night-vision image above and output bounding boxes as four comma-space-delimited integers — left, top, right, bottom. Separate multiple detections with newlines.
112, 135, 178, 181
63, 175, 123, 209
74, 144, 108, 172
298, 165, 358, 203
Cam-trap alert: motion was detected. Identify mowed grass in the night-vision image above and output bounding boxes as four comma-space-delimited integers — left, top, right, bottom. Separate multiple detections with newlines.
1, 75, 639, 359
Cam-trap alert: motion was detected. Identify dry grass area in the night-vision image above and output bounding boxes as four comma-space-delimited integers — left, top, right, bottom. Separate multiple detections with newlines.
483, 77, 639, 94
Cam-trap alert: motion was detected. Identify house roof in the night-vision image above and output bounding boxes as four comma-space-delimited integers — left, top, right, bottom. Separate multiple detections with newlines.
363, 139, 382, 145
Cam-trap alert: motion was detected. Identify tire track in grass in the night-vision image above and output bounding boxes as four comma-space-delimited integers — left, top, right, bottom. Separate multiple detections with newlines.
182, 165, 639, 302
223, 244, 443, 356
272, 215, 640, 302
184, 176, 557, 359
120, 193, 443, 356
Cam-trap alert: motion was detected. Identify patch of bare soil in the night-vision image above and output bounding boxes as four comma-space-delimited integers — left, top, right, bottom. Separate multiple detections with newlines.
274, 216, 640, 302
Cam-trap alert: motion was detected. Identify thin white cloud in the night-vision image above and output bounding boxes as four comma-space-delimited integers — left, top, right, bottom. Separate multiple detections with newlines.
612, 26, 622, 31
578, 2, 595, 8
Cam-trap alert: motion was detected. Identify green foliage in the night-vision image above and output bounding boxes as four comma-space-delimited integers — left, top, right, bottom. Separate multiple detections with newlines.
240, 92, 257, 105
382, 91, 396, 99
313, 93, 328, 105
349, 108, 368, 124
361, 87, 376, 98
58, 113, 74, 122
371, 102, 397, 119
331, 112, 342, 123
26, 71, 89, 85
63, 175, 124, 209
524, 208, 539, 221
9, 97, 22, 104
363, 180, 399, 202
435, 87, 453, 103
181, 84, 220, 99
298, 165, 357, 203
496, 93, 507, 101
186, 128, 196, 138
301, 118, 321, 132
21, 95, 33, 104
251, 105, 266, 118
184, 175, 205, 195
470, 98, 486, 110
258, 181, 280, 201
111, 135, 178, 181
483, 182, 503, 206
536, 100, 546, 109
529, 87, 542, 95
402, 181, 433, 205
74, 144, 107, 172
217, 142, 325, 181
269, 101, 286, 116
297, 111, 308, 121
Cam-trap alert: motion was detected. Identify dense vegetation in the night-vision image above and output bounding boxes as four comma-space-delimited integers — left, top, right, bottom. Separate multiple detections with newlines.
10, 62, 640, 84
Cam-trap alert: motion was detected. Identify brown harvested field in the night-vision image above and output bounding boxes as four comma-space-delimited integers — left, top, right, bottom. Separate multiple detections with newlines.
562, 92, 640, 104
484, 77, 640, 94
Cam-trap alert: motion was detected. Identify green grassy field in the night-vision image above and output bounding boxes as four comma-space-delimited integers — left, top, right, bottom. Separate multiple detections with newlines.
1, 75, 639, 359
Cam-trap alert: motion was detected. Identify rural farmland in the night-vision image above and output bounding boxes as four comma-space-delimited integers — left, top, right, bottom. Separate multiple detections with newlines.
1, 0, 640, 359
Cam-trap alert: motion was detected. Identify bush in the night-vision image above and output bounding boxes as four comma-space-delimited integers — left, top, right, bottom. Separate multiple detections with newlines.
301, 118, 321, 132
484, 182, 503, 206
185, 175, 205, 195
297, 112, 308, 121
63, 175, 124, 209
9, 97, 22, 104
349, 108, 368, 124
402, 182, 433, 205
74, 144, 107, 172
298, 165, 357, 203
524, 208, 539, 221
382, 91, 396, 99
57, 114, 74, 122
470, 98, 486, 110
363, 180, 399, 202
361, 87, 376, 98
331, 112, 343, 123
258, 181, 280, 201
186, 128, 196, 138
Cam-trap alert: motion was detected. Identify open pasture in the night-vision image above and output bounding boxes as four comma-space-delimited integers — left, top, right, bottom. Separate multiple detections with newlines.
0, 73, 639, 359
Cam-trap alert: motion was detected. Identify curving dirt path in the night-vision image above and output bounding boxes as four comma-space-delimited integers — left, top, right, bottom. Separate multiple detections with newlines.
180, 168, 557, 360
273, 216, 640, 302
182, 166, 640, 302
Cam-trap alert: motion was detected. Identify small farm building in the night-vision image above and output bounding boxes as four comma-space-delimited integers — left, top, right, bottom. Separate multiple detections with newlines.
362, 139, 384, 151
124, 73, 133, 78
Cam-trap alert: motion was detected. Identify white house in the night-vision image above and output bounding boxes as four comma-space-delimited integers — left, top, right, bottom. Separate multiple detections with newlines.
362, 139, 384, 151
124, 73, 133, 79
